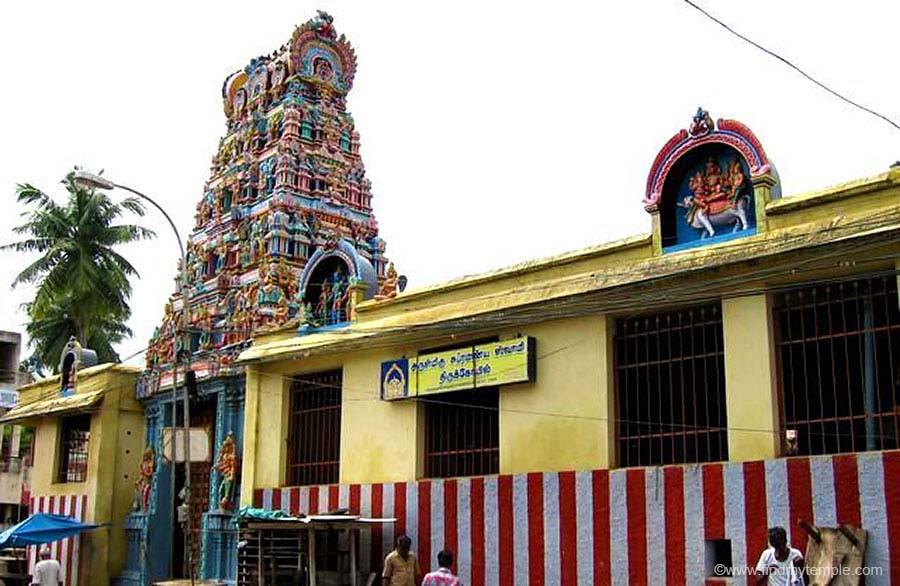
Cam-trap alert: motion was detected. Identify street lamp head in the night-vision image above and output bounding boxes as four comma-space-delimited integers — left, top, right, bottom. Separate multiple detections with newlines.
72, 170, 115, 191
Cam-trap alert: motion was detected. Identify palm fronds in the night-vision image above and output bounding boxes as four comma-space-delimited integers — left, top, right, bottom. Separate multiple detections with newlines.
4, 169, 155, 372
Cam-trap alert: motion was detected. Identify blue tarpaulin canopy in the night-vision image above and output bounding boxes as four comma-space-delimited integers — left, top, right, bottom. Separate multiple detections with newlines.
0, 513, 101, 549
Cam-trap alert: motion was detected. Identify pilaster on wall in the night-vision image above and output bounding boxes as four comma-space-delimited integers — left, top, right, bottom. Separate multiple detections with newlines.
499, 316, 611, 474
240, 369, 262, 507
752, 173, 779, 232
207, 379, 245, 512
242, 366, 289, 504
649, 209, 663, 256
599, 315, 617, 468
722, 294, 780, 461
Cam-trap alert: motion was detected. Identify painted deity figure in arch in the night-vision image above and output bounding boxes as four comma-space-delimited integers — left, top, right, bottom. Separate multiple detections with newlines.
679, 157, 750, 238
314, 57, 334, 82
328, 266, 352, 324
316, 281, 331, 323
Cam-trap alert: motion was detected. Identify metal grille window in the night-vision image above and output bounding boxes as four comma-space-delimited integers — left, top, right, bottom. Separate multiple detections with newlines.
57, 415, 90, 483
615, 304, 728, 467
775, 277, 900, 455
424, 389, 499, 478
288, 371, 342, 486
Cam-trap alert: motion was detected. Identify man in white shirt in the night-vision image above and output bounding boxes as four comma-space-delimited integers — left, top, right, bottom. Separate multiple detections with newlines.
32, 546, 63, 586
755, 527, 804, 586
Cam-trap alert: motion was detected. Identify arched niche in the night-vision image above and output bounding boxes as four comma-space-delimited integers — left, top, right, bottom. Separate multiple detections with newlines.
297, 239, 378, 326
289, 12, 357, 95
304, 255, 352, 324
58, 337, 98, 396
644, 110, 780, 253
660, 143, 756, 250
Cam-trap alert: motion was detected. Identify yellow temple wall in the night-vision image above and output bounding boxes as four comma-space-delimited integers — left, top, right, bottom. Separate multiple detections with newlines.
239, 167, 900, 494
242, 302, 798, 492
496, 316, 611, 474
721, 294, 780, 462
15, 365, 142, 586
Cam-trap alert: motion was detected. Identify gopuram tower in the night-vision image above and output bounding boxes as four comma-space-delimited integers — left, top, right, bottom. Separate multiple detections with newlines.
127, 13, 393, 584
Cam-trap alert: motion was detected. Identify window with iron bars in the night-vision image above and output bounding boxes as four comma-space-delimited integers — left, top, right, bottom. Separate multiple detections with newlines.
288, 370, 342, 486
57, 415, 90, 483
615, 303, 729, 467
774, 276, 900, 456
424, 389, 499, 479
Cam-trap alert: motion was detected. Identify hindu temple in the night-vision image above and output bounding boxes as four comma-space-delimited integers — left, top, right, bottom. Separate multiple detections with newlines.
123, 12, 395, 585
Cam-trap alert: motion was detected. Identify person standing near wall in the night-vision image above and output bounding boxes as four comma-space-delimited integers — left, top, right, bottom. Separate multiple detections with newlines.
421, 550, 461, 586
31, 547, 62, 586
383, 534, 420, 586
755, 527, 804, 586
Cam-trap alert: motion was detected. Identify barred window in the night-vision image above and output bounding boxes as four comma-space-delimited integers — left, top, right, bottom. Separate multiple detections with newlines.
424, 389, 499, 478
57, 415, 90, 483
288, 370, 342, 486
775, 276, 900, 455
615, 304, 728, 467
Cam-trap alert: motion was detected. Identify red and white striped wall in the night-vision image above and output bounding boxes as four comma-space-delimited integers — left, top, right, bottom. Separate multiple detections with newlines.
254, 452, 900, 586
27, 494, 88, 586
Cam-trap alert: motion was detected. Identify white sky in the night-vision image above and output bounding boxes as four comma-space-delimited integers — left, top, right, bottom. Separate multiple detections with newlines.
0, 1, 897, 367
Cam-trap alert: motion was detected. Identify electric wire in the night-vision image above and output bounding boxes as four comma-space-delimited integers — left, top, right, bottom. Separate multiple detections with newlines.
7, 217, 899, 446
8, 251, 900, 422
683, 0, 900, 134
244, 338, 900, 441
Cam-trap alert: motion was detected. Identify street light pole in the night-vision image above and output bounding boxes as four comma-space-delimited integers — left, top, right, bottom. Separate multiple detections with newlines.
73, 171, 195, 584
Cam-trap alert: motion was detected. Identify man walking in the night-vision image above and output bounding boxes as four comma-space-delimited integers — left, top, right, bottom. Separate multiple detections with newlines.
31, 547, 63, 586
383, 535, 420, 586
422, 550, 461, 586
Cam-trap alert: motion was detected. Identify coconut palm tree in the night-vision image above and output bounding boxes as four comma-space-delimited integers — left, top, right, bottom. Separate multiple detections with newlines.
2, 169, 155, 371
22, 293, 132, 370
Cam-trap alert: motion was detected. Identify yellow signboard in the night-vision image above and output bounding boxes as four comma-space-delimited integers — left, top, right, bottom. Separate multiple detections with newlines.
473, 338, 533, 387
405, 336, 535, 396
412, 348, 477, 395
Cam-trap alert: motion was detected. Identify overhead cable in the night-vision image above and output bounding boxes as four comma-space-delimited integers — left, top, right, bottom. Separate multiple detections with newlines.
683, 0, 900, 134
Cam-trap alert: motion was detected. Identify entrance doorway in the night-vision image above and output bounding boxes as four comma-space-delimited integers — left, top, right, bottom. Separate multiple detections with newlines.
171, 395, 216, 579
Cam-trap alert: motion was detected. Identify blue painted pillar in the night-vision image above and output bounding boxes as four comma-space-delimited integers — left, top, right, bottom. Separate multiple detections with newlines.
120, 398, 173, 586
201, 377, 245, 584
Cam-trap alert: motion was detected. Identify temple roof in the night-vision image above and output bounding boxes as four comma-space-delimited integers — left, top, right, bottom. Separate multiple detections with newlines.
240, 167, 900, 364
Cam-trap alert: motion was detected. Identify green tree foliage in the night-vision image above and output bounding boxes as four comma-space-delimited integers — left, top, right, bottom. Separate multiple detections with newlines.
2, 170, 155, 371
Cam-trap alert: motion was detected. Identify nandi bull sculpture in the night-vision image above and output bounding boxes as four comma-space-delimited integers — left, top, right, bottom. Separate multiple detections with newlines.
798, 520, 868, 586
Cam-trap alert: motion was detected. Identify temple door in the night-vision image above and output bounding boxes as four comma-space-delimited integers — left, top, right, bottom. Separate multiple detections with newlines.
180, 396, 216, 578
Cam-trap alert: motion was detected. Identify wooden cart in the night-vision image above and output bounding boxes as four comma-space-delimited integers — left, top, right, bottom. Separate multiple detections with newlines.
237, 514, 394, 586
